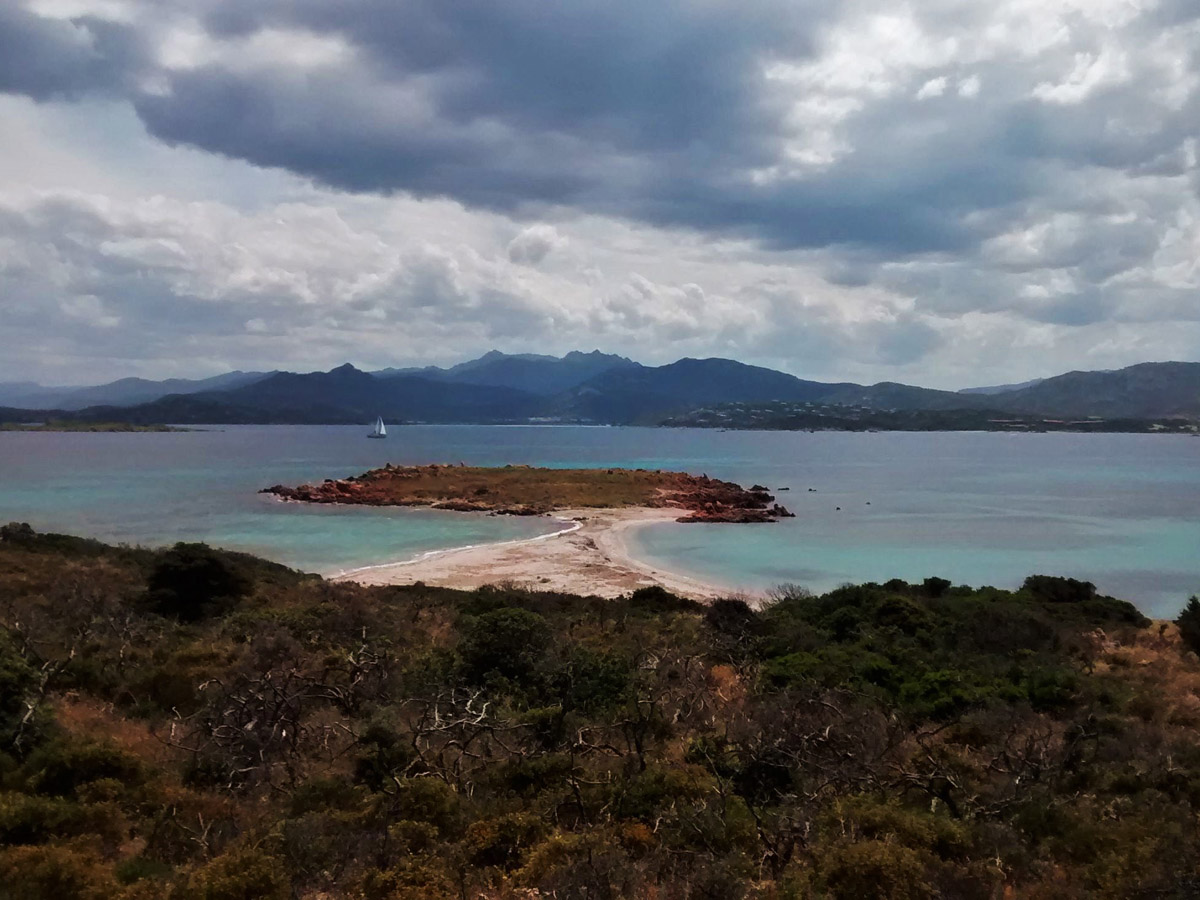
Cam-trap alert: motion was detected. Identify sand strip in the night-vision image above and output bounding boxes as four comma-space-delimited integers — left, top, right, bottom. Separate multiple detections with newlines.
331, 507, 741, 600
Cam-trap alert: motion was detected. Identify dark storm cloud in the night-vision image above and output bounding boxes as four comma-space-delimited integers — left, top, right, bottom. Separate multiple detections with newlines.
2, 0, 1198, 259
203, 0, 807, 154
125, 0, 841, 242
0, 6, 143, 99
133, 66, 597, 204
10, 0, 983, 252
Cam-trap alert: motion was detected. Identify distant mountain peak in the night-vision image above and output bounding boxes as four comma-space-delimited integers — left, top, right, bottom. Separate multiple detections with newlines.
365, 349, 642, 396
958, 378, 1046, 395
563, 349, 635, 363
9, 355, 1195, 426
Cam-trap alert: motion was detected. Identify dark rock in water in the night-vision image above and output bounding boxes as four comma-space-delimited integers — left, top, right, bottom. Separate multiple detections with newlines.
430, 500, 491, 512
677, 508, 777, 524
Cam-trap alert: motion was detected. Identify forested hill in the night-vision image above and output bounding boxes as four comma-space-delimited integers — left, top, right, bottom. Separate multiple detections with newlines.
985, 361, 1200, 419
1, 355, 1197, 426
2, 522, 1200, 897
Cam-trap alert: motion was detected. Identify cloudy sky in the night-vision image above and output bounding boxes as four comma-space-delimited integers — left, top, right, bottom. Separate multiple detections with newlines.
1, 0, 1198, 388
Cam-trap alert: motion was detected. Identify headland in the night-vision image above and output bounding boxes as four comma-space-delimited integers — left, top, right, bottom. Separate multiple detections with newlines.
262, 463, 794, 523
0, 421, 186, 432
263, 464, 792, 596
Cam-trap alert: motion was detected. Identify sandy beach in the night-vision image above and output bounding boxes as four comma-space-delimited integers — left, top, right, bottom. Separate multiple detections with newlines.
331, 507, 739, 600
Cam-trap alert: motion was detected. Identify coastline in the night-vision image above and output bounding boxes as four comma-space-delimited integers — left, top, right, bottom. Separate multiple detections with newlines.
330, 506, 740, 600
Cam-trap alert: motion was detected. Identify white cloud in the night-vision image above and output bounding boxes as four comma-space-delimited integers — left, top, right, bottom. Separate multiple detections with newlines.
0, 0, 1198, 389
158, 25, 352, 73
1033, 47, 1130, 104
916, 76, 947, 99
506, 224, 566, 265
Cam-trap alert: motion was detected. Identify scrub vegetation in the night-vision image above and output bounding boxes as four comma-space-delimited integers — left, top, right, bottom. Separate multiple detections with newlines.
1, 521, 1199, 899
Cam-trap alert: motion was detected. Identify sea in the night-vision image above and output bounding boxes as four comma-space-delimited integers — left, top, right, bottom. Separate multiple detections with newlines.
0, 426, 1196, 617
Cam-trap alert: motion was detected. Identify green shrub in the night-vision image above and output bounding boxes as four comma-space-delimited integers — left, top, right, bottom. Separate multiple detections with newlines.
287, 777, 365, 816
0, 523, 113, 559
827, 606, 864, 642
21, 740, 142, 799
828, 796, 968, 862
1176, 596, 1200, 656
362, 859, 456, 900
691, 855, 755, 900
465, 811, 547, 870
0, 632, 39, 751
898, 670, 985, 721
386, 777, 463, 838
629, 584, 699, 614
705, 598, 759, 634
0, 792, 90, 845
732, 755, 794, 806
705, 598, 763, 661
147, 543, 252, 622
519, 830, 636, 900
126, 660, 202, 716
114, 855, 173, 885
1077, 596, 1149, 627
0, 522, 35, 545
953, 605, 1054, 655
922, 577, 951, 598
488, 752, 573, 797
556, 649, 633, 715
0, 844, 112, 900
458, 608, 551, 686
353, 723, 415, 792
761, 651, 821, 688
1023, 666, 1079, 711
1023, 575, 1097, 604
276, 810, 371, 893
179, 847, 289, 900
610, 765, 710, 821
819, 839, 933, 900
872, 596, 932, 635
858, 655, 902, 692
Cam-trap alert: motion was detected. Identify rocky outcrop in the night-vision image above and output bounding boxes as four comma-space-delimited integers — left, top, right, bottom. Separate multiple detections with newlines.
261, 465, 793, 523
670, 478, 793, 523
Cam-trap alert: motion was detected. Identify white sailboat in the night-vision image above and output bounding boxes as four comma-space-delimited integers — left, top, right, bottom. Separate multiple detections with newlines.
367, 416, 387, 439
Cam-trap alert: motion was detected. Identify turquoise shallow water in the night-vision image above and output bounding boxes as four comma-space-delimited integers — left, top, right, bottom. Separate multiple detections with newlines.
0, 426, 1196, 616
0, 426, 564, 574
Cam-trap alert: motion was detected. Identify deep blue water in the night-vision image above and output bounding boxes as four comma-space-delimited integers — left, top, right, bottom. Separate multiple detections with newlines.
0, 426, 1196, 616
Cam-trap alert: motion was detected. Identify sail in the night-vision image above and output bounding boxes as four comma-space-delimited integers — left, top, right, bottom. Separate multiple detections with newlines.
376, 417, 386, 437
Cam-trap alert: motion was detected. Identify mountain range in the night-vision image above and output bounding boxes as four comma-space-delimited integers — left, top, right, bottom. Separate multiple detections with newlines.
0, 371, 271, 410
1, 353, 1197, 427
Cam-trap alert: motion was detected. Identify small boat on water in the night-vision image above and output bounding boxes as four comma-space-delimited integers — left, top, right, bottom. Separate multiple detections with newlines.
367, 416, 387, 439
